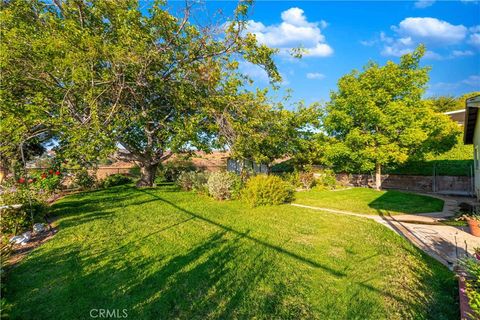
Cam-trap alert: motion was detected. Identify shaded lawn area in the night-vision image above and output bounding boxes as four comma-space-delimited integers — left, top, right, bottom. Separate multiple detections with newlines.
294, 187, 444, 215
4, 185, 457, 319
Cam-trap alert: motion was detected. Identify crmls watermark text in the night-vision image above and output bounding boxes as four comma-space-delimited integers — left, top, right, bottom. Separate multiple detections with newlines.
90, 309, 128, 318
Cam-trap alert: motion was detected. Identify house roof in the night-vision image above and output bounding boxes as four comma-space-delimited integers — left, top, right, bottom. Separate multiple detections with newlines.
444, 109, 465, 115
463, 95, 480, 144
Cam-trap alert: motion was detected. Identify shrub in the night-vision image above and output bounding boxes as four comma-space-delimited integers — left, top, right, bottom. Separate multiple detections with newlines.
129, 166, 141, 178
207, 171, 241, 200
270, 160, 295, 173
100, 174, 132, 188
74, 169, 96, 189
315, 169, 337, 190
176, 171, 209, 193
159, 160, 196, 182
0, 188, 47, 236
283, 171, 301, 188
242, 175, 294, 207
27, 170, 62, 192
459, 257, 480, 318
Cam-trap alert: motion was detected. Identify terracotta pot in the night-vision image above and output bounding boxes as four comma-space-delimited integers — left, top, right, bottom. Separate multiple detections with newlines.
467, 218, 480, 237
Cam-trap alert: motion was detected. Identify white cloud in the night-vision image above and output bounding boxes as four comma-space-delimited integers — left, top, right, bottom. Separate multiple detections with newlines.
376, 17, 479, 59
246, 7, 333, 58
462, 75, 480, 87
468, 33, 480, 48
470, 25, 480, 33
238, 61, 290, 86
393, 17, 467, 45
427, 75, 480, 95
414, 0, 436, 8
451, 50, 475, 57
306, 72, 325, 80
238, 61, 269, 83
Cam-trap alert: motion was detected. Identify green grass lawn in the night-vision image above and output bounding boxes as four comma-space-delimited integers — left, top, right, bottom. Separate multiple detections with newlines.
294, 187, 444, 215
4, 185, 457, 319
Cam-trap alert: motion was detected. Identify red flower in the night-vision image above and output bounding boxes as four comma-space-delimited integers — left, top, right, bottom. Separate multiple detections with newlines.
48, 169, 53, 174
41, 173, 47, 179
55, 171, 60, 175
18, 177, 25, 184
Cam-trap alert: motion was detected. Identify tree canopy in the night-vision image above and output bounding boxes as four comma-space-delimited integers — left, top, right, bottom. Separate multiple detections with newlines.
323, 46, 460, 189
1, 0, 303, 186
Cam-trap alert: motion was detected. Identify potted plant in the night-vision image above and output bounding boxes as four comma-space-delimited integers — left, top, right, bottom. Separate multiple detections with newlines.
463, 214, 480, 237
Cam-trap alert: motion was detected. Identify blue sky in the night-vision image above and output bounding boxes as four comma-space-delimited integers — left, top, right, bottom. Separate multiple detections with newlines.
202, 1, 480, 105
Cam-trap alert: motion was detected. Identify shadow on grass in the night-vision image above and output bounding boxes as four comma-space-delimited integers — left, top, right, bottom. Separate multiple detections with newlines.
4, 185, 458, 319
367, 190, 444, 214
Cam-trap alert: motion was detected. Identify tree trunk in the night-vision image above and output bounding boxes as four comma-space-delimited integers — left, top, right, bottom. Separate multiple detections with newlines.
136, 163, 158, 187
374, 163, 382, 190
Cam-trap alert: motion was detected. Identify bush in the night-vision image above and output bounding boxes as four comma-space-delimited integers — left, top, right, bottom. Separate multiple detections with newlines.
159, 160, 196, 182
129, 166, 141, 178
27, 170, 62, 192
283, 172, 301, 188
242, 175, 294, 207
315, 169, 337, 190
176, 171, 209, 193
459, 257, 480, 318
207, 171, 241, 200
270, 159, 295, 173
74, 169, 96, 189
0, 189, 47, 236
100, 174, 132, 188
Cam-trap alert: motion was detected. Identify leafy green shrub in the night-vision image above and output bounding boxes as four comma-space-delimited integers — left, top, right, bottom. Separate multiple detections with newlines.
27, 170, 62, 192
74, 169, 96, 189
158, 160, 196, 182
100, 174, 132, 188
0, 189, 47, 236
207, 171, 241, 200
459, 257, 480, 318
176, 171, 209, 193
270, 160, 295, 173
129, 166, 141, 178
283, 171, 301, 188
315, 169, 337, 190
242, 175, 294, 207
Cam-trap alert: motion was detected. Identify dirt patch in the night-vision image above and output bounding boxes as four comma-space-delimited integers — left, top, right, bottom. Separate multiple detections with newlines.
5, 223, 58, 267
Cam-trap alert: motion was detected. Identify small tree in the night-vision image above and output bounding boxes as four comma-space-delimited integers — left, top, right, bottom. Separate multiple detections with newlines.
323, 46, 460, 189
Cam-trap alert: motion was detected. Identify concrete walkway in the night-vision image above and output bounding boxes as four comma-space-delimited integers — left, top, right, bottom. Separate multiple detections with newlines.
292, 198, 480, 270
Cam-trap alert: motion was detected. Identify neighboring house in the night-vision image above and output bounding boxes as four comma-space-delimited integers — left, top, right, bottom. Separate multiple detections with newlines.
463, 95, 480, 197
444, 109, 465, 126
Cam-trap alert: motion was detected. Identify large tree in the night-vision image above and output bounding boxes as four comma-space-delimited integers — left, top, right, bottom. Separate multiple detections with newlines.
1, 0, 281, 186
323, 46, 460, 189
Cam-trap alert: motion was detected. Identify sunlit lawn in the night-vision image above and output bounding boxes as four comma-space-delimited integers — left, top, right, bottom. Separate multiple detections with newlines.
4, 185, 456, 319
294, 187, 444, 215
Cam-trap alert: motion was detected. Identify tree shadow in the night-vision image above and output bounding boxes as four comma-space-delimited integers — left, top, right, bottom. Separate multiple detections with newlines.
3, 186, 459, 319
368, 190, 444, 214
